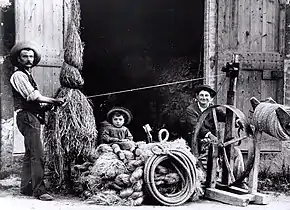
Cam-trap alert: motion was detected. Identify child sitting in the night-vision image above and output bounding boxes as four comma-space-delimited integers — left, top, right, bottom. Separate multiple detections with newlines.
99, 107, 133, 144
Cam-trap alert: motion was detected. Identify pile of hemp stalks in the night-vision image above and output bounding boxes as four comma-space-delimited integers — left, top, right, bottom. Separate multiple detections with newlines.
72, 138, 205, 206
44, 0, 98, 191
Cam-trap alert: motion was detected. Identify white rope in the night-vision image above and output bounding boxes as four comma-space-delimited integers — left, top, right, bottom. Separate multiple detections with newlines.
86, 74, 226, 99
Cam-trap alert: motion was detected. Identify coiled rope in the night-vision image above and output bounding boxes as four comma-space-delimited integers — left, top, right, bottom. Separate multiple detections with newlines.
144, 146, 197, 206
253, 102, 290, 140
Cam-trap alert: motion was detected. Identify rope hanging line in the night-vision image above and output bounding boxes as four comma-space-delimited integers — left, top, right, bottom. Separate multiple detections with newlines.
86, 73, 226, 99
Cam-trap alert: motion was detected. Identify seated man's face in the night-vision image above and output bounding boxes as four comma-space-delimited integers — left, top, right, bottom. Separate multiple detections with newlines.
18, 49, 34, 69
197, 90, 213, 107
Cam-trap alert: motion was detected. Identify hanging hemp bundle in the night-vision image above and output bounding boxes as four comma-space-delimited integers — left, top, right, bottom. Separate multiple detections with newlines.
70, 0, 81, 29
45, 87, 98, 184
64, 23, 84, 70
60, 62, 84, 89
253, 102, 290, 140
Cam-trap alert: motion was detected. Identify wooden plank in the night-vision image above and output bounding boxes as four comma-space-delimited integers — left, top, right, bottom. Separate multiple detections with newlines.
229, 0, 239, 50
263, 0, 276, 51
252, 192, 270, 205
205, 188, 252, 207
15, 0, 25, 41
216, 184, 270, 205
204, 0, 218, 87
279, 1, 286, 56
237, 0, 251, 52
52, 67, 61, 95
261, 0, 267, 52
216, 0, 232, 105
250, 0, 263, 51
277, 2, 286, 104
273, 0, 279, 52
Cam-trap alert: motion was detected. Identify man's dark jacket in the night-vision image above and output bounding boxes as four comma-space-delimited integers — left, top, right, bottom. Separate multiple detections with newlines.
186, 100, 226, 144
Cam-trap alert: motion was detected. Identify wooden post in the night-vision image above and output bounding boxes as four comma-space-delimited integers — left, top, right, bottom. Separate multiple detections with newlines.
249, 131, 262, 193
206, 108, 219, 188
222, 55, 239, 185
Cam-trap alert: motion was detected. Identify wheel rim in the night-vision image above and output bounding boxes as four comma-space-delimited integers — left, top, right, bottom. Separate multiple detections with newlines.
191, 104, 255, 186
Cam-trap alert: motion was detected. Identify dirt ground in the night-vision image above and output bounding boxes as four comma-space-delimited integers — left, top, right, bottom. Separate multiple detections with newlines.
1, 175, 290, 210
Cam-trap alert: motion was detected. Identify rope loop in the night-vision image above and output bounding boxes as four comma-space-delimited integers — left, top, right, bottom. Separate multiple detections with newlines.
144, 149, 197, 206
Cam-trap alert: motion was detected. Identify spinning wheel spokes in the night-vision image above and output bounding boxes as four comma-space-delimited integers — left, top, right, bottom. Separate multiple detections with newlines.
191, 105, 256, 187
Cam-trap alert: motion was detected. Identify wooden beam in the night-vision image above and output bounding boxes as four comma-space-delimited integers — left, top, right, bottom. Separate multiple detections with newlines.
249, 131, 262, 193
204, 188, 252, 207
216, 184, 270, 205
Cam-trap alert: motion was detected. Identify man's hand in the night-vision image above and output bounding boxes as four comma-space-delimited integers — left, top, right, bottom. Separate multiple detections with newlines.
53, 98, 65, 106
208, 133, 218, 143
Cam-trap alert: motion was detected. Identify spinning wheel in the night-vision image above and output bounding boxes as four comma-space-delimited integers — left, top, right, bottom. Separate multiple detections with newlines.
191, 104, 256, 187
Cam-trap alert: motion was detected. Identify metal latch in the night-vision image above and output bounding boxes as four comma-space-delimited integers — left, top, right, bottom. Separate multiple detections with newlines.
262, 70, 283, 80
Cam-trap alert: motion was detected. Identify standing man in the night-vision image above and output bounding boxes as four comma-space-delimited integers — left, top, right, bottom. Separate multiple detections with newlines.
186, 84, 247, 189
10, 41, 64, 201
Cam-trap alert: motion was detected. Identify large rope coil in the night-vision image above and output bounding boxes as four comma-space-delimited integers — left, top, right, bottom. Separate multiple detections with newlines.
144, 146, 197, 206
253, 102, 290, 140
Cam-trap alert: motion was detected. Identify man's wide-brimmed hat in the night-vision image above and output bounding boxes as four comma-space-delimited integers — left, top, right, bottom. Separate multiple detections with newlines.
10, 41, 41, 67
107, 107, 133, 125
193, 84, 216, 97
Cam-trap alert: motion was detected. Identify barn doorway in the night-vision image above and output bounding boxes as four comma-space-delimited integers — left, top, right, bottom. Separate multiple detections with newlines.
79, 0, 204, 140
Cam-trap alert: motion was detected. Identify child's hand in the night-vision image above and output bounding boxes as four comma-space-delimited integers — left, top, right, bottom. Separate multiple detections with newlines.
121, 139, 130, 142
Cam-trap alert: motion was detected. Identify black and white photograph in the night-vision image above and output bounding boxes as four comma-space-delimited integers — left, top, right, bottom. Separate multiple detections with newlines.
1, 0, 290, 209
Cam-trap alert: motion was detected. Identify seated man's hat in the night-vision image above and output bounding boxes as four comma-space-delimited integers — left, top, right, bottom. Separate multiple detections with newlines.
10, 41, 41, 67
193, 84, 217, 98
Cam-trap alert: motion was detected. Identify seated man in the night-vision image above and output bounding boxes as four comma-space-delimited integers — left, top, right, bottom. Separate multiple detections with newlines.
186, 84, 247, 189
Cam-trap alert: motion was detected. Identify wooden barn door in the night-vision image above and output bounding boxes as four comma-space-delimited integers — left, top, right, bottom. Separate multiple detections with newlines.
13, 0, 64, 153
215, 0, 286, 151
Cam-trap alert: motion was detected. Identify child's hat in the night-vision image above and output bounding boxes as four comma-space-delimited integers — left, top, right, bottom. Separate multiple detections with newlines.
107, 106, 133, 125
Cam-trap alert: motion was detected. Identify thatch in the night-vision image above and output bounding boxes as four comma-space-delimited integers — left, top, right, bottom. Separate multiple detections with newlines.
60, 62, 84, 89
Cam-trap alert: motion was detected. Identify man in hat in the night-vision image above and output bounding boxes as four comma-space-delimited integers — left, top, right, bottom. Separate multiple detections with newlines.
186, 84, 247, 189
9, 41, 64, 201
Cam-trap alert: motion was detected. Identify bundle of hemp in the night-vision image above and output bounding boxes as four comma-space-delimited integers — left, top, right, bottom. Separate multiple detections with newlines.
73, 138, 205, 206
44, 87, 98, 186
73, 142, 144, 206
64, 23, 84, 70
60, 62, 84, 89
70, 0, 81, 29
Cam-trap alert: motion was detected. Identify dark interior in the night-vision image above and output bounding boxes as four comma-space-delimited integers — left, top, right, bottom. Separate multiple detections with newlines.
79, 0, 204, 140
